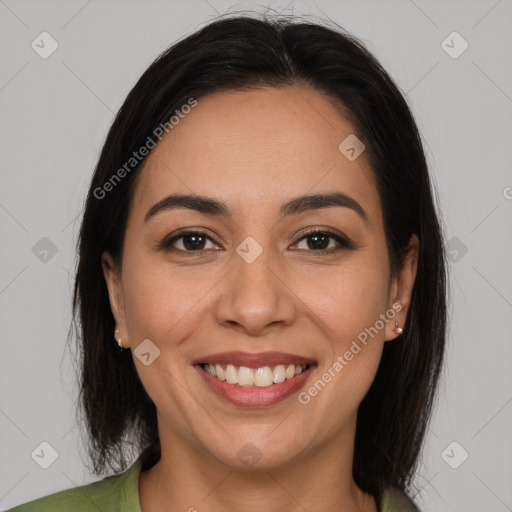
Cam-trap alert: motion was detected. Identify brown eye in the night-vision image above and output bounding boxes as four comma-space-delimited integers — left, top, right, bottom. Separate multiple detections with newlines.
160, 228, 356, 257
291, 229, 355, 254
161, 231, 221, 254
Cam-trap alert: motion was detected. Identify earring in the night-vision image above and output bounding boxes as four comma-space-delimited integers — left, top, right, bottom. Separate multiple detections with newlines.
394, 321, 403, 335
115, 329, 124, 351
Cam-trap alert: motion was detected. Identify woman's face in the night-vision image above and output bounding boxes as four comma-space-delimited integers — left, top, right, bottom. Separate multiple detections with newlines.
103, 85, 418, 470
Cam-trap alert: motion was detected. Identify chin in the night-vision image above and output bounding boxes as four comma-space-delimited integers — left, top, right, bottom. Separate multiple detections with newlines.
203, 435, 307, 471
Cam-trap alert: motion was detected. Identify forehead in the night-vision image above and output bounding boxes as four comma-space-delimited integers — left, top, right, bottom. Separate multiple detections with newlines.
130, 85, 381, 223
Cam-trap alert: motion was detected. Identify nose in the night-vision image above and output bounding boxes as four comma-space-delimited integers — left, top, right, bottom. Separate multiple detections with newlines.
213, 249, 298, 336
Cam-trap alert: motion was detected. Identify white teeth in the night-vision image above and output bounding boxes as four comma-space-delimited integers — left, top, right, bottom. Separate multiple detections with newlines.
272, 365, 286, 384
215, 364, 225, 381
285, 364, 296, 380
238, 366, 254, 386
254, 367, 273, 387
204, 364, 216, 376
202, 363, 310, 387
225, 364, 238, 384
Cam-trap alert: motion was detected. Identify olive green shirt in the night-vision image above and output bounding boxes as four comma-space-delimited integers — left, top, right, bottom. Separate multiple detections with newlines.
7, 449, 420, 512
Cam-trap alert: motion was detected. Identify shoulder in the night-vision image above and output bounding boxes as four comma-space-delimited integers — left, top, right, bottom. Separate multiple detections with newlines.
5, 459, 142, 512
381, 486, 421, 512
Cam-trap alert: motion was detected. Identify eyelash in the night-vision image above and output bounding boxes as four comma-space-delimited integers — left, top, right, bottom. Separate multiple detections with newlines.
160, 228, 356, 257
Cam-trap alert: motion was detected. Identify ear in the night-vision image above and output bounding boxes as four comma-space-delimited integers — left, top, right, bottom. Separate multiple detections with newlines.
101, 251, 130, 348
385, 234, 419, 342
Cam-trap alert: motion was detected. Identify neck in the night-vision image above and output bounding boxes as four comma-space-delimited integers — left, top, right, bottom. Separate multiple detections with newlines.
139, 422, 377, 512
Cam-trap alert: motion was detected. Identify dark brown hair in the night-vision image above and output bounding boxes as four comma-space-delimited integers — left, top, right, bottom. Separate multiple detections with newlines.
70, 11, 447, 505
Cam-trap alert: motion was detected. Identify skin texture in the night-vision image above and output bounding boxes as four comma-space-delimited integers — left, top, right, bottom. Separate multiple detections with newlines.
102, 85, 419, 512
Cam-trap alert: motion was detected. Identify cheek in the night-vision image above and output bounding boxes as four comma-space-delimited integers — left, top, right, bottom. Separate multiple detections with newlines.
308, 258, 390, 406
296, 256, 390, 345
122, 251, 216, 346
292, 256, 390, 405
296, 265, 389, 430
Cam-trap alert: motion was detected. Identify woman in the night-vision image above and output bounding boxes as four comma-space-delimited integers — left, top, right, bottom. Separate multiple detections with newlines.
8, 12, 447, 512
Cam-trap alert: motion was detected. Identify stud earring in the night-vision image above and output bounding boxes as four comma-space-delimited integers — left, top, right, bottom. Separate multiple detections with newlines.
115, 329, 124, 351
394, 321, 403, 335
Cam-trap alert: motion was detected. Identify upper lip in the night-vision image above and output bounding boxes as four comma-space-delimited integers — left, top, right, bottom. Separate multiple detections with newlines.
193, 351, 317, 368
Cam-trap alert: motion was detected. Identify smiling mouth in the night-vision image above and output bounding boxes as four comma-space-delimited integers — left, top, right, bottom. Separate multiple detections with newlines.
198, 363, 314, 388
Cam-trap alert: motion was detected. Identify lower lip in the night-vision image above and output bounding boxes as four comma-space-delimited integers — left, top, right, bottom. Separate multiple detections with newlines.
194, 364, 316, 407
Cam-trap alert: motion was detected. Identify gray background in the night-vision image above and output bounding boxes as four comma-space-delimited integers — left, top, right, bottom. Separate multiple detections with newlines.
1, 0, 511, 510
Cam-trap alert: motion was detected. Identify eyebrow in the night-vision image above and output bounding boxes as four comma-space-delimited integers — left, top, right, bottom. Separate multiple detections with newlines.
144, 192, 369, 225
